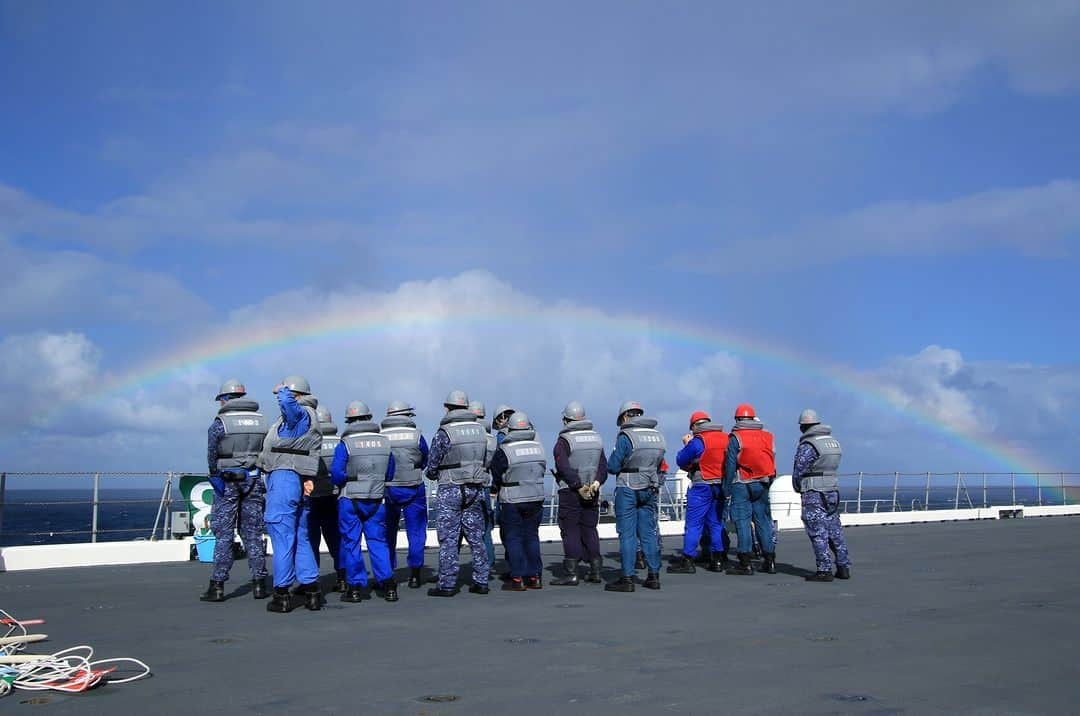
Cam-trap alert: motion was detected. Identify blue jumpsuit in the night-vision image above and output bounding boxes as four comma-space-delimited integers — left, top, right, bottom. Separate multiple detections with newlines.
384, 434, 429, 571
675, 437, 729, 559
331, 438, 397, 587
264, 389, 320, 589
206, 419, 267, 583
608, 434, 663, 576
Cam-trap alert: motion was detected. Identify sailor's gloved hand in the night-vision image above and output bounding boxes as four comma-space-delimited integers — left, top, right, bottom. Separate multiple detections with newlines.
208, 475, 226, 497
577, 484, 593, 500
590, 481, 601, 497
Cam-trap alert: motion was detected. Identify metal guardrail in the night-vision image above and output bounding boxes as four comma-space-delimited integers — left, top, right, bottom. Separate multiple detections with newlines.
0, 470, 1077, 544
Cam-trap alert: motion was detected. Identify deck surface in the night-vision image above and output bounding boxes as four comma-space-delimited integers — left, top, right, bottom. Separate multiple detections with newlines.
2, 517, 1079, 715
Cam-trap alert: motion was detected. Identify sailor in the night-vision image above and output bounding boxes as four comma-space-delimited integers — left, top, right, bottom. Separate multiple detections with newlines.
670, 411, 730, 574
381, 400, 429, 589
490, 412, 547, 591
309, 405, 345, 593
200, 378, 269, 603
723, 404, 777, 576
330, 401, 398, 603
468, 400, 499, 580
424, 390, 491, 597
489, 403, 515, 576
605, 401, 666, 592
550, 400, 607, 586
491, 404, 515, 445
793, 409, 852, 582
258, 376, 324, 612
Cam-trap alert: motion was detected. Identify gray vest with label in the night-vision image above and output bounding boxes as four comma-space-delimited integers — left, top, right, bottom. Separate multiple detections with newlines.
436, 410, 488, 486
259, 405, 322, 477
339, 421, 391, 500
380, 415, 425, 488
215, 399, 268, 471
557, 421, 604, 487
617, 417, 666, 490
798, 425, 842, 493
498, 430, 547, 504
312, 423, 340, 498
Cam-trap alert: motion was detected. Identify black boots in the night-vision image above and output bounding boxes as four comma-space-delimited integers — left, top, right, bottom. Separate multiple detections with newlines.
302, 583, 323, 611
642, 572, 661, 590
427, 586, 458, 597
551, 559, 580, 586
266, 587, 294, 613
252, 578, 269, 599
199, 580, 225, 602
727, 553, 754, 576
342, 584, 364, 602
333, 569, 347, 593
761, 552, 777, 574
835, 566, 851, 580
408, 568, 422, 589
381, 580, 399, 603
586, 557, 603, 584
634, 551, 646, 570
667, 554, 696, 574
806, 571, 834, 582
526, 575, 543, 590
605, 575, 635, 593
707, 552, 729, 573
502, 578, 527, 592
468, 583, 489, 594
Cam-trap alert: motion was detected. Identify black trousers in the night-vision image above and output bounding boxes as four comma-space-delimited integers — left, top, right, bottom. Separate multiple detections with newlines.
557, 487, 601, 561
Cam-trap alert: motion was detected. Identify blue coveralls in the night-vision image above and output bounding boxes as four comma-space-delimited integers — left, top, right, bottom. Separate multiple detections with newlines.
384, 434, 429, 571
331, 438, 397, 587
207, 418, 267, 583
675, 437, 729, 558
794, 442, 852, 572
608, 434, 663, 576
724, 431, 777, 556
264, 389, 319, 589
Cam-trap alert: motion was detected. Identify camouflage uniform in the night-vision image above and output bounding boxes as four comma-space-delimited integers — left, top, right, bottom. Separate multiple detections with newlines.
434, 485, 489, 590
210, 474, 268, 583
800, 491, 850, 572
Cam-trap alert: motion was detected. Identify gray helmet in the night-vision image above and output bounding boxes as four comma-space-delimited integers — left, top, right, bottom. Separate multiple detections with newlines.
443, 389, 469, 409
345, 400, 372, 420
386, 400, 415, 417
562, 400, 586, 421
493, 404, 514, 419
468, 400, 486, 419
315, 406, 332, 424
798, 409, 821, 426
507, 411, 532, 431
215, 378, 247, 401
617, 400, 644, 424
280, 375, 312, 395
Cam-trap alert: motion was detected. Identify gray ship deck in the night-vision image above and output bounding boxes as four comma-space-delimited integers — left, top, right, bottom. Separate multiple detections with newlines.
3, 517, 1079, 715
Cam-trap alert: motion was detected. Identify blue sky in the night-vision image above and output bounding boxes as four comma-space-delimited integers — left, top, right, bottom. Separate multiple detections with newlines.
2, 2, 1078, 476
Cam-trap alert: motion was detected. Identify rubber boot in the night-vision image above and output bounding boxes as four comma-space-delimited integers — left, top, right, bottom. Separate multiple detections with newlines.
634, 550, 646, 570
302, 583, 323, 611
707, 551, 728, 573
667, 554, 696, 574
342, 584, 364, 603
806, 571, 834, 582
642, 572, 661, 590
266, 587, 295, 613
762, 552, 777, 575
835, 565, 851, 580
526, 575, 543, 590
381, 579, 399, 602
333, 569, 347, 593
199, 580, 225, 603
726, 553, 754, 576
252, 578, 269, 599
468, 583, 489, 595
427, 586, 458, 597
586, 557, 603, 584
408, 567, 422, 589
605, 575, 635, 592
551, 559, 580, 586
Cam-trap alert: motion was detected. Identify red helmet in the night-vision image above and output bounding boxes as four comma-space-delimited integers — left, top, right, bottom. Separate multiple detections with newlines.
734, 403, 756, 419
689, 411, 711, 429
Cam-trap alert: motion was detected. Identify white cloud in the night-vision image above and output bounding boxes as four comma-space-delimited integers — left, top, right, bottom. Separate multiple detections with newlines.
0, 332, 101, 406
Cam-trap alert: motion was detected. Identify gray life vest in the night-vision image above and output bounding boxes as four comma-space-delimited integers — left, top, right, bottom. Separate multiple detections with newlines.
497, 429, 547, 504
312, 422, 340, 498
214, 398, 268, 471
482, 431, 498, 487
380, 415, 425, 488
616, 417, 666, 490
259, 404, 322, 477
435, 410, 488, 486
339, 421, 391, 500
556, 420, 604, 487
798, 425, 842, 493
687, 422, 726, 484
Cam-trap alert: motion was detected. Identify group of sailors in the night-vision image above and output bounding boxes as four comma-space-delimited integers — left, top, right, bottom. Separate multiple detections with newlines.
201, 375, 853, 613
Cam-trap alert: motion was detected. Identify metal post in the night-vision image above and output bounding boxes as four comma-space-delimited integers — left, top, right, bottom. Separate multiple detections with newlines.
856, 472, 863, 514
892, 472, 899, 511
954, 472, 961, 509
1011, 473, 1016, 505
1062, 472, 1067, 506
982, 473, 987, 508
165, 473, 174, 540
1037, 473, 1042, 506
924, 472, 931, 511
91, 472, 100, 543
0, 472, 6, 535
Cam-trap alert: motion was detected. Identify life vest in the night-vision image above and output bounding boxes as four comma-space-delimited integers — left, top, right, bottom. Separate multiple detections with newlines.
688, 422, 728, 482
732, 420, 775, 482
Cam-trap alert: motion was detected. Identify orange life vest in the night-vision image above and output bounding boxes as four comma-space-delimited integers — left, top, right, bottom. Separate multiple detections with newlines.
697, 429, 728, 480
733, 427, 775, 482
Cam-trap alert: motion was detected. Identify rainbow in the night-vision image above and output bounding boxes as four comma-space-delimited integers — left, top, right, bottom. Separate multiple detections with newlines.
49, 303, 1058, 478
